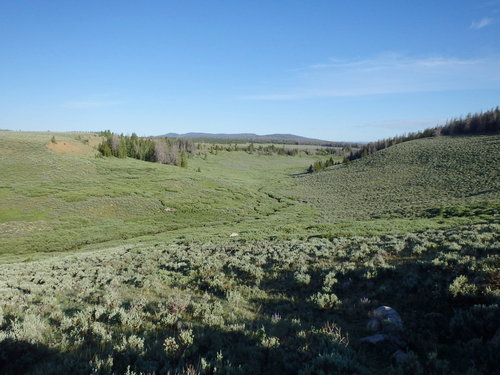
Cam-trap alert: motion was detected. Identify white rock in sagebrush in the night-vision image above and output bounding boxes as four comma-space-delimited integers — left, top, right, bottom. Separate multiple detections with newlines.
362, 307, 408, 363
370, 305, 403, 331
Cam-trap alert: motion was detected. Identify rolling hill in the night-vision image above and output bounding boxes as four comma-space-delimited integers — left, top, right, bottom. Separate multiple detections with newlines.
290, 134, 500, 222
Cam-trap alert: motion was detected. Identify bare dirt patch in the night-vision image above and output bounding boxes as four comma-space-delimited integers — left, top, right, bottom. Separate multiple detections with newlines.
47, 141, 92, 156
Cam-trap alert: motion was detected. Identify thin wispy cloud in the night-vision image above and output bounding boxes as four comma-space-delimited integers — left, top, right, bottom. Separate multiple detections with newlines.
470, 17, 494, 29
64, 100, 119, 109
361, 118, 446, 131
301, 55, 478, 71
244, 54, 500, 100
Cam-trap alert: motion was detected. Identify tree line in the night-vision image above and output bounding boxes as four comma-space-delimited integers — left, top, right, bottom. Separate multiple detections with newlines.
203, 143, 347, 156
345, 107, 500, 163
97, 131, 194, 167
205, 143, 301, 155
184, 136, 360, 148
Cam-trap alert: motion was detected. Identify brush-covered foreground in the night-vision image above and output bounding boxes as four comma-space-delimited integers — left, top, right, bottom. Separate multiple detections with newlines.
0, 224, 498, 375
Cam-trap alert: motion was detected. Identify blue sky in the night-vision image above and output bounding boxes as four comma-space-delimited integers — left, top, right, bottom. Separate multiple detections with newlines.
1, 1, 499, 141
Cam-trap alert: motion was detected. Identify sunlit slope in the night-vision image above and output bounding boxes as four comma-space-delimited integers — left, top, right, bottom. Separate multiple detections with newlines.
0, 131, 320, 261
292, 135, 500, 221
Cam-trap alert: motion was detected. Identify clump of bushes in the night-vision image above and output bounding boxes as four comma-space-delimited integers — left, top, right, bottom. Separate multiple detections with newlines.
449, 275, 478, 297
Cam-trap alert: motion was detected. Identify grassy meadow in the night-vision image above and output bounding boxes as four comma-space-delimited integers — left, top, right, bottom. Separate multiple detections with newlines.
0, 130, 499, 374
0, 131, 329, 263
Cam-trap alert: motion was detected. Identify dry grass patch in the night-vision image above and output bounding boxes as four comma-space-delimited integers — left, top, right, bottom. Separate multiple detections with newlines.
47, 140, 93, 156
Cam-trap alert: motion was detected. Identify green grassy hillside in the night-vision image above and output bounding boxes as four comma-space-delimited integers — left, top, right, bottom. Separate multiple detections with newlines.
0, 131, 326, 262
291, 135, 500, 222
1, 132, 498, 262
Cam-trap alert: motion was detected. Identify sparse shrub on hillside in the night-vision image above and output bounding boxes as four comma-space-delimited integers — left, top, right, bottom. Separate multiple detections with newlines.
294, 268, 311, 286
293, 135, 500, 222
322, 271, 338, 292
309, 292, 342, 309
299, 349, 368, 375
449, 275, 478, 297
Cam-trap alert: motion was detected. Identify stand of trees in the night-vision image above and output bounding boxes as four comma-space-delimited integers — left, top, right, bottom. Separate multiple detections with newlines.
307, 157, 338, 173
97, 131, 194, 167
345, 107, 500, 163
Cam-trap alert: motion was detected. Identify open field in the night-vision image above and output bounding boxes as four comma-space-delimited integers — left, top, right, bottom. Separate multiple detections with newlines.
0, 131, 331, 263
2, 132, 497, 263
0, 130, 499, 374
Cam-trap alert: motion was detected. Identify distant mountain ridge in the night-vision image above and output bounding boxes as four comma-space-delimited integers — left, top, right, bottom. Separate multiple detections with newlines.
158, 132, 335, 145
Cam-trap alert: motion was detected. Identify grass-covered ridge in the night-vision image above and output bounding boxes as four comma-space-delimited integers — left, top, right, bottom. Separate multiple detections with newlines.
291, 135, 500, 222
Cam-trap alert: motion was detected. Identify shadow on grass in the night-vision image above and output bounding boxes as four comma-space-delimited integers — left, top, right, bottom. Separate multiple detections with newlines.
1, 242, 498, 375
